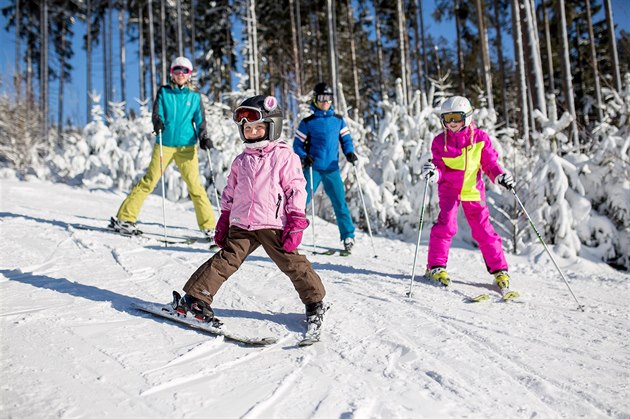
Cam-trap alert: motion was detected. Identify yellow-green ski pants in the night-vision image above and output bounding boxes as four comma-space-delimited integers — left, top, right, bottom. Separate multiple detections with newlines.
116, 144, 216, 230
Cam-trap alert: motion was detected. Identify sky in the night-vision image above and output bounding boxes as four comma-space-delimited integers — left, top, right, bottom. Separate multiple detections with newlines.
1, 177, 628, 417
0, 0, 628, 127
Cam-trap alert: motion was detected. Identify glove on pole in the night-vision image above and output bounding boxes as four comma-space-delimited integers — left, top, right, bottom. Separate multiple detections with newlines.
352, 164, 377, 258
158, 131, 168, 245
406, 174, 431, 297
204, 149, 221, 210
511, 188, 585, 311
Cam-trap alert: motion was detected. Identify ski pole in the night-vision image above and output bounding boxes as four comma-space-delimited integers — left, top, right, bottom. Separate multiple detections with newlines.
352, 164, 377, 258
511, 188, 585, 311
158, 131, 168, 245
406, 176, 430, 297
309, 165, 316, 249
204, 148, 221, 210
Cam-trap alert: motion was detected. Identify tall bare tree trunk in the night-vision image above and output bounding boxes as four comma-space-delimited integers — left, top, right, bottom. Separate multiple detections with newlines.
102, 18, 108, 116
511, 0, 529, 150
345, 0, 360, 117
107, 1, 114, 106
289, 0, 302, 97
542, 0, 555, 93
418, 0, 428, 93
603, 0, 621, 92
374, 4, 385, 97
326, 0, 338, 101
41, 1, 49, 138
246, 0, 254, 89
411, 0, 422, 93
585, 0, 603, 122
14, 0, 21, 100
58, 24, 66, 136
475, 0, 493, 110
557, 0, 579, 147
160, 0, 166, 84
190, 0, 196, 64
139, 1, 145, 101
455, 1, 465, 95
492, 0, 509, 126
249, 0, 260, 93
176, 0, 183, 56
523, 0, 545, 117
296, 0, 304, 95
148, 0, 157, 100
119, 4, 126, 112
396, 0, 408, 106
27, 43, 34, 111
86, 0, 92, 122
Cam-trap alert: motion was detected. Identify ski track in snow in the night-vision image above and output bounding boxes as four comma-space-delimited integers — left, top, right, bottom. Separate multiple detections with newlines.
1, 179, 629, 418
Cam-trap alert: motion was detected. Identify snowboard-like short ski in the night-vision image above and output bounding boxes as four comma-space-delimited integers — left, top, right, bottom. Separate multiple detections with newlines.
132, 299, 277, 346
416, 274, 521, 303
311, 248, 351, 257
72, 223, 217, 247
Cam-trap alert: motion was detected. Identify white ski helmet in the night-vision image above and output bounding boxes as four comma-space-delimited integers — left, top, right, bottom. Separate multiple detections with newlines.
170, 56, 193, 74
440, 96, 473, 127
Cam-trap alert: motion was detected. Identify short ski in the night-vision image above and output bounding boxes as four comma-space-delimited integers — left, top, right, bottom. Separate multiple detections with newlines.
311, 249, 351, 257
72, 224, 205, 246
415, 275, 521, 303
141, 231, 218, 247
467, 289, 521, 303
133, 301, 277, 346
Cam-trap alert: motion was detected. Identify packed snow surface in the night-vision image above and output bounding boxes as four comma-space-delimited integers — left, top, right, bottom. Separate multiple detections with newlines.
1, 179, 628, 418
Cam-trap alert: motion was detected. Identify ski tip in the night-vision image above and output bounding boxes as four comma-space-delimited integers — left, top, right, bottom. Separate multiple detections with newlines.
468, 293, 491, 303
501, 290, 520, 301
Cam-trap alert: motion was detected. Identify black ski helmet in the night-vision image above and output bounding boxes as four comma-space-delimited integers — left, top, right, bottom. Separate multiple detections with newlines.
313, 82, 333, 97
233, 95, 283, 142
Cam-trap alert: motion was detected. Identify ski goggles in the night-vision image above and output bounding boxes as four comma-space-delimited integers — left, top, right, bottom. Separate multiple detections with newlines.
233, 106, 264, 125
171, 66, 191, 75
440, 112, 467, 123
316, 94, 333, 103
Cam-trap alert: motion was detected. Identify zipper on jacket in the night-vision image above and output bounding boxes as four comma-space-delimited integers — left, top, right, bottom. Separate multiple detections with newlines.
275, 193, 282, 219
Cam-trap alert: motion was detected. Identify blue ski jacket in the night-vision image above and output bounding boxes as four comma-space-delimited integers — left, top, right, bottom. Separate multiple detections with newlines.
152, 84, 207, 147
293, 103, 354, 172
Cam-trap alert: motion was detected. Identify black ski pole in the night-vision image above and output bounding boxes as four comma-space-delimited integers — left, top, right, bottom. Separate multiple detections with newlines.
406, 175, 430, 297
204, 149, 221, 210
511, 188, 585, 311
352, 164, 377, 258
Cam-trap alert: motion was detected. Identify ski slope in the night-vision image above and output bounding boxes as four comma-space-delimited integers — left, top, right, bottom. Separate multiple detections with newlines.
1, 178, 628, 418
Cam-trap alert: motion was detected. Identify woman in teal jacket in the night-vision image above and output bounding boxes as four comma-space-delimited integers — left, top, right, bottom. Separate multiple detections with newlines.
110, 57, 216, 239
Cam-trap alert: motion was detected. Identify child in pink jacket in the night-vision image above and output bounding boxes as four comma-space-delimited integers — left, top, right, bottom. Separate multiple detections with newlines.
174, 95, 326, 330
422, 96, 515, 291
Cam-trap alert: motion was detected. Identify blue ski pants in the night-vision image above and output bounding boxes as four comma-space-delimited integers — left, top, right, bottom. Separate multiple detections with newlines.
304, 168, 355, 241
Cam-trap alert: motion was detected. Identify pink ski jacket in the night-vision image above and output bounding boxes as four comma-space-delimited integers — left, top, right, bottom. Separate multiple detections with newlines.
221, 141, 307, 231
432, 125, 505, 202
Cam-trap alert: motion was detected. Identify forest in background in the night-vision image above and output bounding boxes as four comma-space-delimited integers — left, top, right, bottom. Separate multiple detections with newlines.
0, 0, 628, 270
0, 0, 628, 136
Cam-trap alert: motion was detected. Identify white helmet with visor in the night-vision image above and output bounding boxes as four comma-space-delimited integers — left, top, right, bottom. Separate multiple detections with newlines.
440, 96, 473, 128
170, 56, 193, 76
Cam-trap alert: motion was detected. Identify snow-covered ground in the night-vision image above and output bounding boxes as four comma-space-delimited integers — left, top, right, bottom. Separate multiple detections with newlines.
1, 178, 629, 418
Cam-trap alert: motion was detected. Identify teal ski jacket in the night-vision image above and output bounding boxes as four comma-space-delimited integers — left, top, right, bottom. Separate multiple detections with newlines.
151, 84, 207, 147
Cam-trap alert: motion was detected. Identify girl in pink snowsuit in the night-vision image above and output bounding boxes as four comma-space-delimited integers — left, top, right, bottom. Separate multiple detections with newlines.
174, 95, 326, 326
423, 96, 515, 289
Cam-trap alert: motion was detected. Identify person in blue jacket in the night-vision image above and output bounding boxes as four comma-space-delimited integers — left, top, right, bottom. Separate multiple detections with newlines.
110, 57, 216, 239
293, 82, 357, 253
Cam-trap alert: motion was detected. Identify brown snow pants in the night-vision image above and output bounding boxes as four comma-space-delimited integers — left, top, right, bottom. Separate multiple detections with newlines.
183, 226, 326, 306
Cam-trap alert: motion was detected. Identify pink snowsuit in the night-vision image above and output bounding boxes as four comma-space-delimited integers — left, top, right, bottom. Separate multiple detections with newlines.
427, 124, 508, 273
